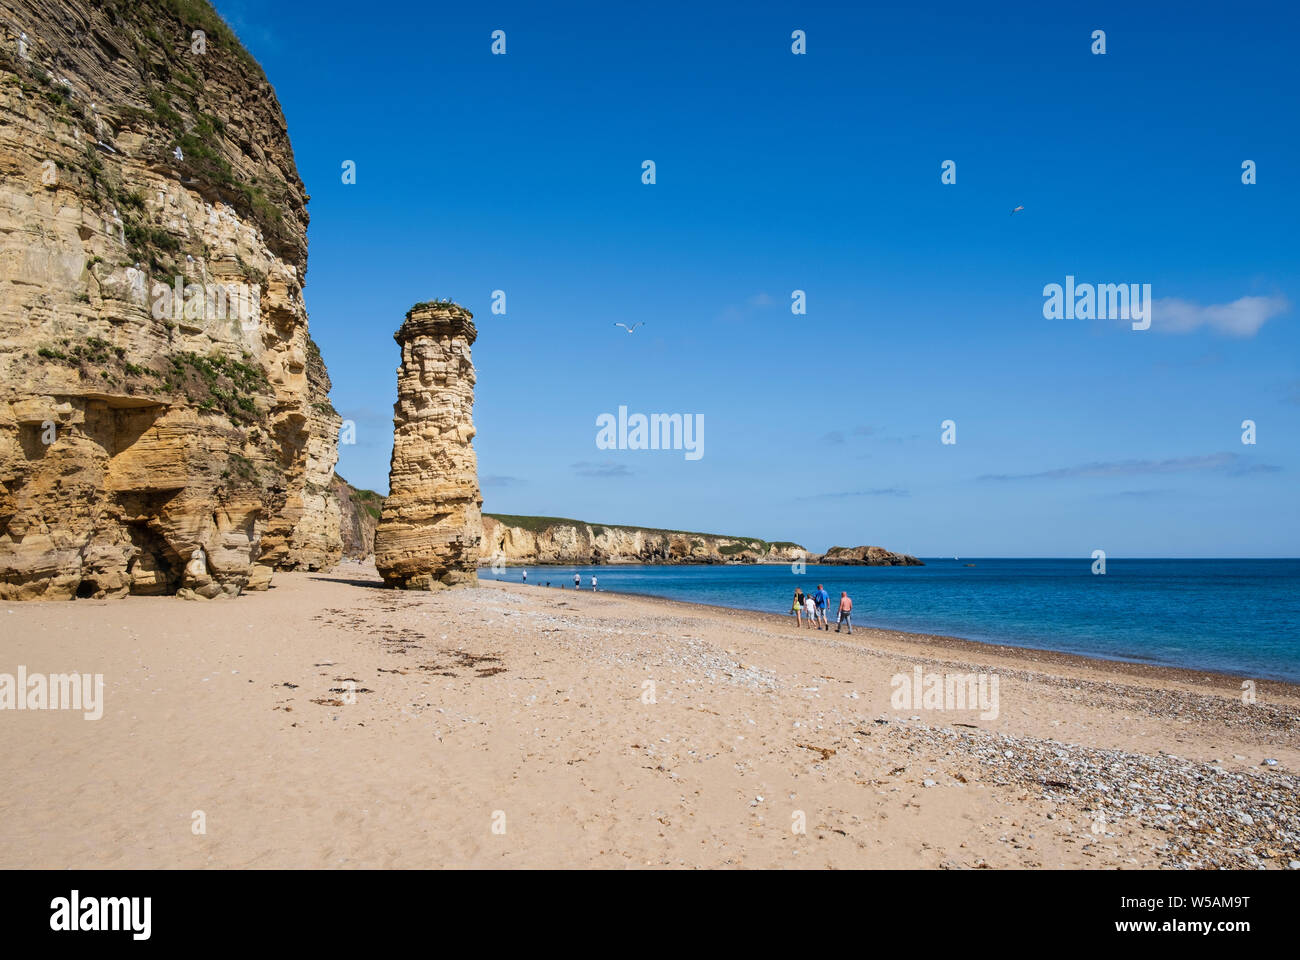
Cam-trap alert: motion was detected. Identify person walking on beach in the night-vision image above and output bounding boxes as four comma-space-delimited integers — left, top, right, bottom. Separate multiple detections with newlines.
574, 572, 581, 589
791, 588, 805, 626
813, 583, 830, 631
836, 591, 852, 634
803, 592, 816, 627
522, 570, 527, 583
591, 575, 598, 591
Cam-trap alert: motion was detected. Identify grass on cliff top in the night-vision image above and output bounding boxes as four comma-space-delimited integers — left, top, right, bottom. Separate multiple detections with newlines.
405, 299, 470, 319
149, 0, 267, 79
100, 0, 294, 260
483, 513, 789, 550
3, 0, 291, 268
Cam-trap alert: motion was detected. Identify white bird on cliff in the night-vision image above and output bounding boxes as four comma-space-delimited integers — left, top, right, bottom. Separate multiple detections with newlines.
614, 322, 645, 334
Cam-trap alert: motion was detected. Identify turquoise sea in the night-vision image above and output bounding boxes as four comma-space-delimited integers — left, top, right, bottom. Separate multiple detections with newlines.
480, 559, 1300, 683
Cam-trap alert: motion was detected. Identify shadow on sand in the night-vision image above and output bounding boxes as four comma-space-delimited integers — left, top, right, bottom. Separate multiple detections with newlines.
306, 575, 387, 590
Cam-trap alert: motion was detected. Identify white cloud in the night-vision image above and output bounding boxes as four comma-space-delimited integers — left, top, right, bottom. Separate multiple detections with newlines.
795, 488, 909, 501
1152, 295, 1288, 337
980, 452, 1279, 481
572, 460, 632, 478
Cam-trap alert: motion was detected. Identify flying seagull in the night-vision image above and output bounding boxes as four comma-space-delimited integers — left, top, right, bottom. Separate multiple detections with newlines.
1010, 204, 1024, 215
614, 322, 645, 334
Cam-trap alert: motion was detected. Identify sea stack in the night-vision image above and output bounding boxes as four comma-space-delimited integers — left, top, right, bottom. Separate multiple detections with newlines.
374, 302, 483, 589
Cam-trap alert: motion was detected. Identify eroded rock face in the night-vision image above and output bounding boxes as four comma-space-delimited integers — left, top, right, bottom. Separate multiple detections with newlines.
374, 303, 482, 590
0, 0, 340, 600
332, 474, 380, 561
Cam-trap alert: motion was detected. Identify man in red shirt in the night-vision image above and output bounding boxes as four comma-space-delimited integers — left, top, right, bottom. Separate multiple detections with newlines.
835, 592, 853, 634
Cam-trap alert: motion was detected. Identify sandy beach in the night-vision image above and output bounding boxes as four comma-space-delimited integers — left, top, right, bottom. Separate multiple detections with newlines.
2, 562, 1297, 869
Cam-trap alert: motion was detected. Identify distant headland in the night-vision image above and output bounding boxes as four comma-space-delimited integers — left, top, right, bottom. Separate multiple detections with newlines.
476, 513, 922, 567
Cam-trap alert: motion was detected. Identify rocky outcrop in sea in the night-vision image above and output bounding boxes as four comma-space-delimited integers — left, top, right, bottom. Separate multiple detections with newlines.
819, 545, 924, 566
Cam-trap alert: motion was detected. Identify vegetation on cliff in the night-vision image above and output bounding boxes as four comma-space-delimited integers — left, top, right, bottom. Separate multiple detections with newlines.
0, 0, 305, 270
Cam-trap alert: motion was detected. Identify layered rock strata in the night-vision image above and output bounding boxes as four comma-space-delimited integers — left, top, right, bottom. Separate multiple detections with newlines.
0, 0, 340, 600
373, 302, 482, 589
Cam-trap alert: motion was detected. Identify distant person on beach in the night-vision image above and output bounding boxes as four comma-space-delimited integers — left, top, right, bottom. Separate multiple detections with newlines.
791, 588, 805, 625
574, 573, 581, 589
813, 584, 830, 630
803, 593, 816, 627
522, 570, 527, 583
836, 591, 852, 634
591, 575, 598, 591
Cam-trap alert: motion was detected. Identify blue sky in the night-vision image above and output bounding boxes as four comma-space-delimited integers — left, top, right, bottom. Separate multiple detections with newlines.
213, 0, 1298, 557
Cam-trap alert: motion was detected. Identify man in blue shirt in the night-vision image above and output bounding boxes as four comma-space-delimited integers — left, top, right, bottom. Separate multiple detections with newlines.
813, 584, 830, 630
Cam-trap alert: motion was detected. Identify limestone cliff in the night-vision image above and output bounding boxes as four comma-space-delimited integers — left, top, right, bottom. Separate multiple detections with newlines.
333, 474, 380, 560
819, 545, 923, 566
481, 514, 808, 565
0, 0, 340, 599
